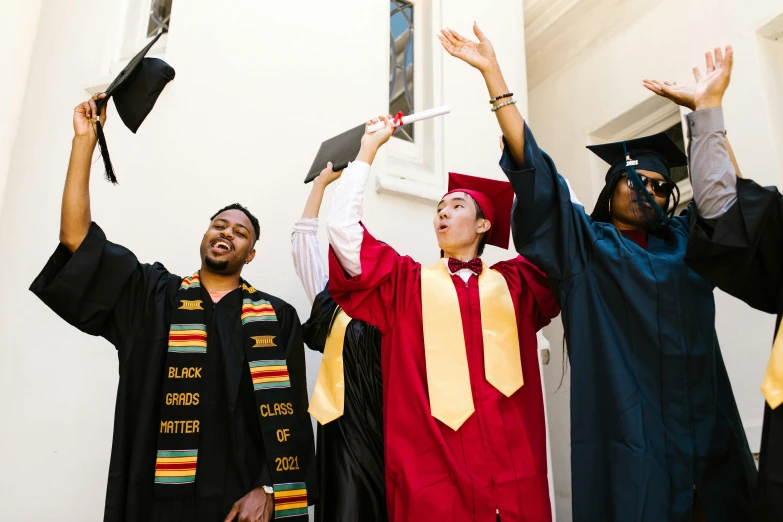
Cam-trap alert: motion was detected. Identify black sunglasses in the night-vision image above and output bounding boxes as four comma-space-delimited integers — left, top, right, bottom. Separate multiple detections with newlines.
626, 173, 675, 198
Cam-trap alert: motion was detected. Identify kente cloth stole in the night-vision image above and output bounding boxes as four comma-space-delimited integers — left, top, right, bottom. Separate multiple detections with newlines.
308, 308, 352, 425
420, 260, 522, 431
155, 272, 309, 520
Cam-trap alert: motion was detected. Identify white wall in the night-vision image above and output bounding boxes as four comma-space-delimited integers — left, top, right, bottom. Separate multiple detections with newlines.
0, 0, 527, 519
0, 0, 43, 214
528, 1, 783, 519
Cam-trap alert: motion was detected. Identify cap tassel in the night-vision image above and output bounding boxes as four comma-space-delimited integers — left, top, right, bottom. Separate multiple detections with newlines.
93, 102, 117, 184
623, 143, 668, 233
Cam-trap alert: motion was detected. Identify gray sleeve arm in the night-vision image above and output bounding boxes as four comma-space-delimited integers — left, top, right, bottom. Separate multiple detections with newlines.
686, 107, 737, 220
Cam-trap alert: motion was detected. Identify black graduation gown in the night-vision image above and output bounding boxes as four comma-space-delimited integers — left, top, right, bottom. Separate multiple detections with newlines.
302, 287, 387, 522
499, 125, 756, 522
29, 223, 316, 522
686, 178, 783, 521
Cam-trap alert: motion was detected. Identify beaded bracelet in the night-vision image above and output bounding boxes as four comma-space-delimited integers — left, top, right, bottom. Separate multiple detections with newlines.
491, 99, 517, 112
489, 92, 513, 104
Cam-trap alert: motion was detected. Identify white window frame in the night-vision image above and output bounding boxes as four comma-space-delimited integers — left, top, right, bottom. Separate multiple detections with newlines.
378, 0, 446, 203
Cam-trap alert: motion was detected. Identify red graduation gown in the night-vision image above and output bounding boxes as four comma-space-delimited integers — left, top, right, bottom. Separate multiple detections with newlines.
328, 228, 559, 522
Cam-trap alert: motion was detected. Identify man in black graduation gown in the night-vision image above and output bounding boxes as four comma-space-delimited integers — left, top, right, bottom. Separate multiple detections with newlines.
658, 47, 783, 521
29, 94, 315, 522
440, 27, 756, 521
302, 288, 386, 522
292, 166, 387, 522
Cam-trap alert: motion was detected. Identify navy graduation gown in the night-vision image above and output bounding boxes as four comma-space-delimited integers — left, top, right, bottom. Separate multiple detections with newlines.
499, 125, 756, 522
686, 178, 783, 521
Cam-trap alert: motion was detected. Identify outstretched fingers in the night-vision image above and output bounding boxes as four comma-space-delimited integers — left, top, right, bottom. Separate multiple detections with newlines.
440, 28, 461, 48
705, 51, 715, 73
448, 27, 473, 44
473, 21, 488, 42
437, 34, 460, 57
723, 46, 734, 73
642, 79, 663, 95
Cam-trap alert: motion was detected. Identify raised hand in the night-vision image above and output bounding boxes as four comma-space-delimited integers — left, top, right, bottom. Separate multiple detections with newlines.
358, 114, 394, 162
313, 162, 343, 188
642, 80, 696, 111
693, 46, 733, 110
643, 46, 733, 111
73, 93, 107, 140
438, 22, 498, 73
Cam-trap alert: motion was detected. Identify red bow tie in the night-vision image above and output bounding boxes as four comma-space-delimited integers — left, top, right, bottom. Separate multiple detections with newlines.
448, 258, 483, 275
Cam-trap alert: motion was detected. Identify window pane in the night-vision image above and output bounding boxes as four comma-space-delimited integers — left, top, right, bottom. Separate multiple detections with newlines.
147, 0, 173, 38
390, 0, 413, 142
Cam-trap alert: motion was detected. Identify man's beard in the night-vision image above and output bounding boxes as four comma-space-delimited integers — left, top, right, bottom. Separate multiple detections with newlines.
204, 255, 230, 272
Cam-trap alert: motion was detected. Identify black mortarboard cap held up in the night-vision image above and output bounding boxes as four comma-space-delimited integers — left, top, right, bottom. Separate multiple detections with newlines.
304, 124, 366, 183
94, 33, 175, 183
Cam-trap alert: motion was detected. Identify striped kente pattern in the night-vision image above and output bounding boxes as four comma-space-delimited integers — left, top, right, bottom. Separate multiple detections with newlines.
241, 298, 277, 325
274, 482, 308, 518
168, 324, 207, 354
180, 273, 201, 290
154, 449, 198, 484
249, 360, 290, 390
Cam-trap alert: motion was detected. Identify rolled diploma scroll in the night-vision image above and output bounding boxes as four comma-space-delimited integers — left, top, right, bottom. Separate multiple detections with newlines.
366, 105, 450, 133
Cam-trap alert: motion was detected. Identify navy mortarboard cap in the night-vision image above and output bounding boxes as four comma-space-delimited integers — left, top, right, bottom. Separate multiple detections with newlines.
586, 131, 688, 181
94, 33, 175, 183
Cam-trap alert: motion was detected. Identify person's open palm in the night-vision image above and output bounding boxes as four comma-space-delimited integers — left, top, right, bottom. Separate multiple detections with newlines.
438, 23, 497, 73
643, 46, 733, 111
642, 80, 696, 111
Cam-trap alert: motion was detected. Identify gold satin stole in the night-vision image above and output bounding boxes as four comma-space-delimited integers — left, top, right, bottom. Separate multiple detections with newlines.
420, 260, 522, 431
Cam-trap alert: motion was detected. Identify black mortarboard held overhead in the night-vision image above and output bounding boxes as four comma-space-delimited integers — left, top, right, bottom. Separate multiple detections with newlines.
304, 106, 450, 183
94, 33, 176, 183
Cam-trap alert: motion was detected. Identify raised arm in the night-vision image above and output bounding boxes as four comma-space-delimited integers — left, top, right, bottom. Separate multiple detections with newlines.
291, 164, 342, 303
60, 93, 107, 253
440, 24, 591, 282
438, 23, 525, 167
654, 47, 783, 312
325, 116, 419, 333
326, 116, 394, 277
643, 46, 737, 221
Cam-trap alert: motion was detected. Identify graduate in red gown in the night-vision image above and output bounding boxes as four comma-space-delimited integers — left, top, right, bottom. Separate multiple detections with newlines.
325, 116, 559, 522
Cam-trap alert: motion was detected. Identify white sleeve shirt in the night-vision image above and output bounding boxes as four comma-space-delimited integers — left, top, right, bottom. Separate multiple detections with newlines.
290, 217, 328, 305
326, 161, 371, 277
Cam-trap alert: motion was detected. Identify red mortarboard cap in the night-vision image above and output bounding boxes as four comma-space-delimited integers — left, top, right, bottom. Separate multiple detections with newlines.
444, 172, 513, 250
